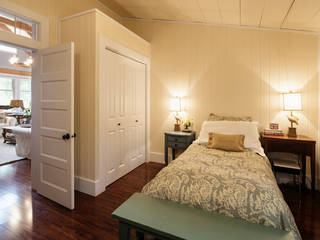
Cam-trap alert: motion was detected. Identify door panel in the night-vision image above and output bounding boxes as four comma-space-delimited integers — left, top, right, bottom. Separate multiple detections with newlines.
32, 42, 74, 209
100, 45, 146, 186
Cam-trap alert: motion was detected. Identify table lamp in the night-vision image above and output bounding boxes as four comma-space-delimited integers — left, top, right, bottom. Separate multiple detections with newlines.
283, 92, 301, 137
170, 96, 183, 131
10, 100, 24, 108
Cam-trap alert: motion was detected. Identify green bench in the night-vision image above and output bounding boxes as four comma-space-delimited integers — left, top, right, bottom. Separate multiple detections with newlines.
112, 193, 295, 240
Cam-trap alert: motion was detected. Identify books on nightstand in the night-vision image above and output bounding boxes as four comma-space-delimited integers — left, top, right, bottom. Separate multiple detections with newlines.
263, 129, 284, 136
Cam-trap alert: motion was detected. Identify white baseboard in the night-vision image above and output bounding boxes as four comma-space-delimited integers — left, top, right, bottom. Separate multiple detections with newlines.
74, 176, 105, 196
149, 152, 170, 164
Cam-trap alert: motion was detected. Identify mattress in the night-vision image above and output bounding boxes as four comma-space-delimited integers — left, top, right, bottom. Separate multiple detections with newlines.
142, 143, 301, 240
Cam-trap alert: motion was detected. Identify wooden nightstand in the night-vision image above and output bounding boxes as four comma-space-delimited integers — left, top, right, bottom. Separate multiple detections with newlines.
165, 131, 196, 165
261, 134, 316, 191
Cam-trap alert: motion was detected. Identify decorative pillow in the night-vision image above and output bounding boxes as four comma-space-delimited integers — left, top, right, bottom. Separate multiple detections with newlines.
208, 113, 252, 122
195, 120, 265, 156
207, 132, 245, 152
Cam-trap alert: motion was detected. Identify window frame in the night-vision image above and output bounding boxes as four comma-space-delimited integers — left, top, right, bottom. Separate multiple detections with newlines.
0, 1, 49, 50
0, 73, 31, 107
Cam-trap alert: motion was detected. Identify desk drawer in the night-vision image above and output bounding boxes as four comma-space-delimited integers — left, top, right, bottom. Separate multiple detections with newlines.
167, 136, 187, 143
167, 141, 187, 149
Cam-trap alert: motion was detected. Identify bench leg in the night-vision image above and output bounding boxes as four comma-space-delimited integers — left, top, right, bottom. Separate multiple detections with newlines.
136, 231, 144, 240
119, 222, 130, 240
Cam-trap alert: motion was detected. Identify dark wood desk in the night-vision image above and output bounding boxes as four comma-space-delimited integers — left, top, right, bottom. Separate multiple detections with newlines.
261, 134, 316, 191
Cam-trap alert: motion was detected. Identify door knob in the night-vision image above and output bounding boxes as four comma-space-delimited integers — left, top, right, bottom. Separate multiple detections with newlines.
62, 133, 70, 140
135, 120, 138, 122
118, 123, 121, 126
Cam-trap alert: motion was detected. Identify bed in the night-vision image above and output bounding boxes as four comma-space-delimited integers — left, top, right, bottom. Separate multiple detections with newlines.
142, 119, 301, 240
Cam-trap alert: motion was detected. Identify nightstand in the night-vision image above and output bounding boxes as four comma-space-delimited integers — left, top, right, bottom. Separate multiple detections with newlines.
261, 134, 316, 191
165, 131, 196, 165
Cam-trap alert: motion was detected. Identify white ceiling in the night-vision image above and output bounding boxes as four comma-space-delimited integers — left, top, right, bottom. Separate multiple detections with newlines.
100, 0, 320, 33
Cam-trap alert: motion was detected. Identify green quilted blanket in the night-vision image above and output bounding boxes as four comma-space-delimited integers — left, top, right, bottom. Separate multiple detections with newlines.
142, 144, 301, 239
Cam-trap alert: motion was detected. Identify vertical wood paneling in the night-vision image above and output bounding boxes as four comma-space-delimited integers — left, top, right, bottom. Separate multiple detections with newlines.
60, 13, 96, 180
123, 19, 319, 178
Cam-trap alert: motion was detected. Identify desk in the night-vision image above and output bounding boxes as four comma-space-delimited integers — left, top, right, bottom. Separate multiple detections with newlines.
261, 134, 316, 191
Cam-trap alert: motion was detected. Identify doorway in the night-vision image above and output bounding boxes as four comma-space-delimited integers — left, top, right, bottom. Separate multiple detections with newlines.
0, 41, 32, 166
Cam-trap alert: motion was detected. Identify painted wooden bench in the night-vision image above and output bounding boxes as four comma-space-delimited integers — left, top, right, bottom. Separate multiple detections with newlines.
112, 193, 295, 240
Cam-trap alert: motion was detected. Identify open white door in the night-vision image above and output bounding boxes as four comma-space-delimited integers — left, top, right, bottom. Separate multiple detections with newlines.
32, 42, 74, 209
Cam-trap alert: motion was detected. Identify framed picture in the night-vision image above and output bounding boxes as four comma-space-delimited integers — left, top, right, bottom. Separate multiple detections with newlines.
269, 123, 279, 130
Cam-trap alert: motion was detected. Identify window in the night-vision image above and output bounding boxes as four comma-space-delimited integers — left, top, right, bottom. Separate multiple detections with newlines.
0, 9, 38, 40
19, 78, 31, 108
0, 76, 31, 108
0, 77, 13, 106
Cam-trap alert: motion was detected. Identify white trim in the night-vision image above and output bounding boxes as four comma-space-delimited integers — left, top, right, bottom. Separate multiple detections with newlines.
122, 17, 320, 36
95, 0, 122, 20
60, 9, 150, 46
0, 0, 49, 49
74, 176, 105, 196
149, 152, 170, 164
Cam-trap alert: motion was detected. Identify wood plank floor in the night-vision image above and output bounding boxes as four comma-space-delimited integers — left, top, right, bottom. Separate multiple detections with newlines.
0, 160, 319, 240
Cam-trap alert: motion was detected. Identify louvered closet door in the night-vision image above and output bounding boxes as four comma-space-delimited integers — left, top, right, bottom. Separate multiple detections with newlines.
101, 48, 146, 186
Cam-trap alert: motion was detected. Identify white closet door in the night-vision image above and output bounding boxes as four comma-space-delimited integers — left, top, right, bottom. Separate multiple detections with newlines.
100, 48, 145, 186
127, 61, 145, 170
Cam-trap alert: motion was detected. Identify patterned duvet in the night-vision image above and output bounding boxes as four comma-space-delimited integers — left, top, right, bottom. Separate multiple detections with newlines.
142, 144, 301, 239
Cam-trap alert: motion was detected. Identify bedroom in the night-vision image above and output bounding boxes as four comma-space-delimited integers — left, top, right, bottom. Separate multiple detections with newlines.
0, 0, 319, 239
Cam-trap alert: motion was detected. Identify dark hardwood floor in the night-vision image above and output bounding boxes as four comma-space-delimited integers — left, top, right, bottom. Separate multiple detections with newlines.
0, 160, 319, 240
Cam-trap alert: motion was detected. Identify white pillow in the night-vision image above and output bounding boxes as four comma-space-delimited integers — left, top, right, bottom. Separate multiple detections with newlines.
195, 121, 265, 156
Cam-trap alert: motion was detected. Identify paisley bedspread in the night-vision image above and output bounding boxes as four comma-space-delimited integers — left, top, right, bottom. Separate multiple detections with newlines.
142, 143, 301, 239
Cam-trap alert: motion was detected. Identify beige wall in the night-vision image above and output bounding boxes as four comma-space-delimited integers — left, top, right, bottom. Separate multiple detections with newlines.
123, 20, 319, 163
10, 0, 122, 46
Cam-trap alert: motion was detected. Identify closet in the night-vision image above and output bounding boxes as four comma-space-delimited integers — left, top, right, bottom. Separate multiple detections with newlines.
99, 40, 146, 186
60, 9, 150, 196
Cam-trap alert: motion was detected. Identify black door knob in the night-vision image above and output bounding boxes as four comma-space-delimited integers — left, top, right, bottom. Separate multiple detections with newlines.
118, 123, 121, 126
62, 133, 70, 140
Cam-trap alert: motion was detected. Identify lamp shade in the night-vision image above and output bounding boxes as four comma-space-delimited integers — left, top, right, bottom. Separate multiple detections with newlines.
170, 97, 185, 112
283, 93, 302, 111
10, 99, 24, 108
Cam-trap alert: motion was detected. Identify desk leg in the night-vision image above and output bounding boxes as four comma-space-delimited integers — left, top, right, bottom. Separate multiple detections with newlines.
311, 146, 316, 191
302, 155, 306, 189
119, 222, 130, 240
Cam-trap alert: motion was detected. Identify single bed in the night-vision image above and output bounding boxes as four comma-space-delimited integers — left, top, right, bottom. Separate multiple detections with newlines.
142, 119, 301, 240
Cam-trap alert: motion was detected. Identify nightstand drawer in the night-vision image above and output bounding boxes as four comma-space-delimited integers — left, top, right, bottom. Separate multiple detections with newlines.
167, 141, 187, 149
167, 136, 187, 143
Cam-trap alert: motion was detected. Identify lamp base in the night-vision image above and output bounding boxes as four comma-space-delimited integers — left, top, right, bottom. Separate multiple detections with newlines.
288, 127, 297, 137
174, 124, 181, 131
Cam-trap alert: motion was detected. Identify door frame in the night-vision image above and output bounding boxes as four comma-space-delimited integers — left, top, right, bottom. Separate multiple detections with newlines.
96, 34, 150, 195
0, 3, 49, 191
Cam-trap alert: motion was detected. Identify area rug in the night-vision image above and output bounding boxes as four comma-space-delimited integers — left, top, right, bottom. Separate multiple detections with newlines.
0, 139, 24, 166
